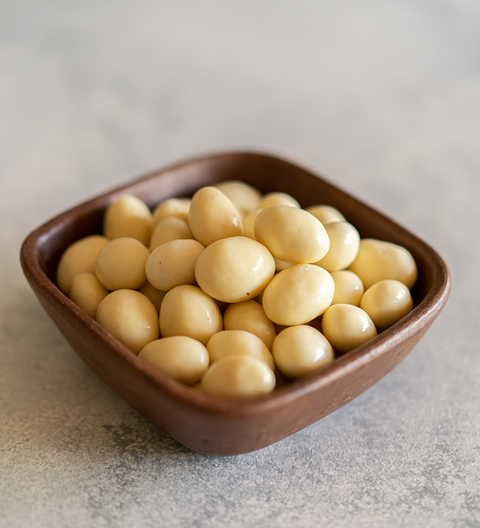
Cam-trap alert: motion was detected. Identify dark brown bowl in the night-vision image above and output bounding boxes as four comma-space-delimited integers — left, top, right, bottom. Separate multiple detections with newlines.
20, 151, 451, 456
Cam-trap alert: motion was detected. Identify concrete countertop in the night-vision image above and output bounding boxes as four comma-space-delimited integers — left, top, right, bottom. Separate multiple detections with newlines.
1, 1, 479, 526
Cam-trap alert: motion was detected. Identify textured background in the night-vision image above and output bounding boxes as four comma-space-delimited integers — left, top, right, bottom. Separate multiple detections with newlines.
1, 1, 479, 526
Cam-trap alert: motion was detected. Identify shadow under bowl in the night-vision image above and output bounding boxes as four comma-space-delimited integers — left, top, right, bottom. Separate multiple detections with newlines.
20, 151, 451, 456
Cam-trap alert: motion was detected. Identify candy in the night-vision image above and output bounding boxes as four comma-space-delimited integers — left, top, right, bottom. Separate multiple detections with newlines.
159, 284, 222, 345
272, 325, 334, 379
58, 182, 417, 398
348, 238, 418, 289
330, 270, 364, 306
315, 221, 360, 271
96, 289, 159, 354
305, 204, 346, 225
103, 194, 153, 246
200, 355, 276, 399
207, 330, 275, 371
223, 300, 276, 349
188, 186, 243, 246
322, 304, 377, 353
152, 197, 190, 225
195, 236, 275, 303
95, 237, 149, 291
254, 205, 330, 264
360, 279, 414, 330
215, 180, 262, 216
56, 235, 109, 295
262, 264, 335, 326
68, 272, 108, 318
145, 238, 204, 291
149, 216, 194, 251
139, 336, 209, 385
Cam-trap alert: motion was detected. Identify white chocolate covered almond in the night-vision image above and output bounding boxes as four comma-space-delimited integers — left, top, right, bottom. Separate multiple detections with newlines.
272, 325, 334, 379
195, 236, 275, 303
348, 238, 418, 289
254, 205, 330, 264
200, 354, 275, 399
188, 186, 243, 246
262, 264, 334, 326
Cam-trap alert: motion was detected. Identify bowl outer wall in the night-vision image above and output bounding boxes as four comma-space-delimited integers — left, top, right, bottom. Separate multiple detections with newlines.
20, 151, 451, 455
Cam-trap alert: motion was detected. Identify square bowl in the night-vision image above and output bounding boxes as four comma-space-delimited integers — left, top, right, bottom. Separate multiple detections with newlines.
20, 151, 451, 456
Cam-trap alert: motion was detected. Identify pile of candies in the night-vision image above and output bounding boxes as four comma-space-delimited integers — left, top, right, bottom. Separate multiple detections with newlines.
56, 181, 417, 399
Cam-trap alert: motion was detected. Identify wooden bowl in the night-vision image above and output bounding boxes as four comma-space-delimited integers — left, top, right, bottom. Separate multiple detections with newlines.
20, 151, 451, 456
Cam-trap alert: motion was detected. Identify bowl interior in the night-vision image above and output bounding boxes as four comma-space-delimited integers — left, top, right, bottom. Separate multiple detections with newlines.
21, 151, 451, 455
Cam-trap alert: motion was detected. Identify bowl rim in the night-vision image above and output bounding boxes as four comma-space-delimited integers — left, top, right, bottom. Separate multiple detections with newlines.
20, 149, 452, 419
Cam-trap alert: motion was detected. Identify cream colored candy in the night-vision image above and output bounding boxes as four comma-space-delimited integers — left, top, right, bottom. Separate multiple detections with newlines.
95, 237, 149, 291
103, 194, 153, 246
139, 336, 209, 385
69, 272, 109, 318
305, 204, 346, 225
159, 285, 223, 345
149, 217, 194, 251
360, 279, 414, 330
153, 197, 191, 225
215, 180, 262, 216
330, 270, 364, 306
200, 354, 275, 399
322, 303, 377, 353
258, 192, 300, 209
146, 239, 204, 291
274, 258, 294, 272
56, 235, 109, 295
96, 289, 159, 353
272, 325, 334, 379
315, 221, 360, 271
262, 264, 335, 326
188, 186, 243, 246
223, 300, 276, 349
254, 205, 330, 264
348, 238, 418, 289
242, 208, 260, 239
195, 236, 275, 303
138, 281, 167, 313
207, 330, 275, 371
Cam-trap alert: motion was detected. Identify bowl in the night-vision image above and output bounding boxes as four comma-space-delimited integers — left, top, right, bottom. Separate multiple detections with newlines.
20, 151, 451, 456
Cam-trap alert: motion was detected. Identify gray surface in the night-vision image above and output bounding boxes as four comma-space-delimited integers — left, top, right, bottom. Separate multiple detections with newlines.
1, 1, 479, 526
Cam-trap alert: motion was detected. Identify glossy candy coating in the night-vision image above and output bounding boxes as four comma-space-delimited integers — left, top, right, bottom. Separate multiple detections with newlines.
305, 204, 346, 225
223, 300, 276, 349
348, 238, 418, 289
103, 194, 153, 246
360, 279, 414, 330
95, 289, 159, 353
195, 236, 275, 303
254, 205, 330, 264
56, 235, 109, 295
330, 270, 364, 306
322, 303, 377, 353
68, 272, 108, 318
207, 330, 275, 371
262, 264, 335, 326
159, 285, 223, 345
188, 186, 243, 246
139, 336, 209, 385
315, 221, 360, 271
146, 239, 204, 291
95, 237, 149, 291
215, 180, 262, 216
153, 197, 191, 225
149, 217, 194, 251
200, 355, 276, 399
272, 325, 334, 379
